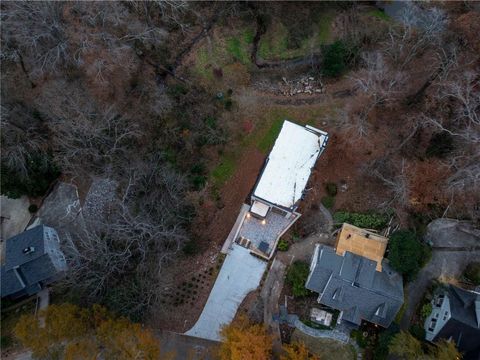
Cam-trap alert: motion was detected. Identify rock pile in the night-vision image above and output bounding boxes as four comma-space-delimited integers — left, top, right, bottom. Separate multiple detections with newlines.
279, 76, 324, 96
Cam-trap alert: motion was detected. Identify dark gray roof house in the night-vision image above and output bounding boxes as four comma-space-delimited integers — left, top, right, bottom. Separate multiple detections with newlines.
425, 285, 480, 360
1, 225, 67, 299
305, 244, 404, 328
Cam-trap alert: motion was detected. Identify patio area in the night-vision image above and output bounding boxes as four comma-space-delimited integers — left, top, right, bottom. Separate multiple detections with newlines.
237, 209, 298, 258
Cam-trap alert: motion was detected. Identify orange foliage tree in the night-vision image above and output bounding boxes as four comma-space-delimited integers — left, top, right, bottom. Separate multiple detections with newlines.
281, 342, 320, 360
14, 303, 160, 360
219, 315, 273, 360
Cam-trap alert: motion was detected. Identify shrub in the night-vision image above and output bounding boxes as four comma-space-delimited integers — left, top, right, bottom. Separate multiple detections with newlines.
321, 195, 335, 209
224, 99, 233, 111
351, 329, 368, 348
1, 335, 13, 349
420, 303, 432, 320
1, 154, 59, 199
426, 132, 454, 158
191, 175, 207, 190
183, 240, 199, 256
387, 230, 430, 281
333, 211, 389, 230
322, 40, 348, 77
277, 239, 289, 251
325, 182, 337, 197
374, 324, 400, 360
409, 324, 426, 340
286, 261, 311, 297
167, 84, 188, 98
28, 204, 38, 213
463, 262, 480, 285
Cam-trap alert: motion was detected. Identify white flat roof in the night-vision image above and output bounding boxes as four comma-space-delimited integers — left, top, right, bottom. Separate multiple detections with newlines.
250, 200, 270, 217
253, 120, 328, 209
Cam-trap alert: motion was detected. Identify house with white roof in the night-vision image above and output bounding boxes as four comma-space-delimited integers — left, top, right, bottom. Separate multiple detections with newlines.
250, 120, 328, 218
229, 120, 328, 259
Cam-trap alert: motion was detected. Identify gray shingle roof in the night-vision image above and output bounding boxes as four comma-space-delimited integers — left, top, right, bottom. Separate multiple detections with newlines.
1, 266, 24, 296
305, 245, 404, 328
434, 286, 480, 360
5, 225, 46, 270
1, 225, 66, 298
447, 285, 480, 329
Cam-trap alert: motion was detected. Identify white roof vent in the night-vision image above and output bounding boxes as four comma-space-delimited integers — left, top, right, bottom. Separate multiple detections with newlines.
22, 246, 35, 254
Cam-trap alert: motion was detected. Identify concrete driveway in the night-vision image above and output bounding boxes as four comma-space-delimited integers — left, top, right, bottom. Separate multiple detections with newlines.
185, 244, 267, 341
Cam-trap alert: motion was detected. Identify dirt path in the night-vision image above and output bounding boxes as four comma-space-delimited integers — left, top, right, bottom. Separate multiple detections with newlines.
261, 259, 286, 354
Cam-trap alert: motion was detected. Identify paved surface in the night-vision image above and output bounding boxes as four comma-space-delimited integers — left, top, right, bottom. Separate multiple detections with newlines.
239, 210, 296, 256
3, 351, 33, 360
36, 288, 50, 327
299, 203, 334, 238
294, 319, 350, 343
400, 219, 480, 329
221, 204, 250, 253
185, 244, 267, 341
157, 330, 218, 360
277, 232, 331, 264
0, 195, 32, 243
36, 182, 83, 232
37, 288, 50, 311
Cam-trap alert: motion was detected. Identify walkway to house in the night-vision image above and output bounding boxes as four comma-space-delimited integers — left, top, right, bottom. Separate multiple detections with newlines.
185, 244, 267, 341
220, 204, 249, 254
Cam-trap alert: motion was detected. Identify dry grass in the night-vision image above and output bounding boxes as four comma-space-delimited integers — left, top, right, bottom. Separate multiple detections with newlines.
291, 329, 356, 360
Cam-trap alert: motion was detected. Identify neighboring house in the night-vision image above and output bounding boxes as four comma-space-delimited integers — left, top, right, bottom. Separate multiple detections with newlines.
1, 225, 67, 299
232, 120, 328, 259
424, 285, 480, 360
305, 224, 404, 328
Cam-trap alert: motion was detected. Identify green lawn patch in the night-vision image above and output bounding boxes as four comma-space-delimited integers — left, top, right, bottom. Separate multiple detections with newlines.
368, 9, 391, 21
226, 28, 255, 65
194, 47, 215, 80
211, 155, 236, 186
394, 289, 408, 324
258, 22, 289, 60
258, 11, 334, 61
257, 118, 284, 153
317, 12, 334, 44
209, 105, 332, 187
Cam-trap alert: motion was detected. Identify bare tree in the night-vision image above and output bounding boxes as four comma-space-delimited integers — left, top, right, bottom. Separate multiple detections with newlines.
63, 160, 189, 318
35, 81, 141, 177
425, 72, 480, 191
1, 2, 68, 76
346, 52, 406, 137
383, 3, 447, 71
370, 158, 411, 210
0, 104, 47, 178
